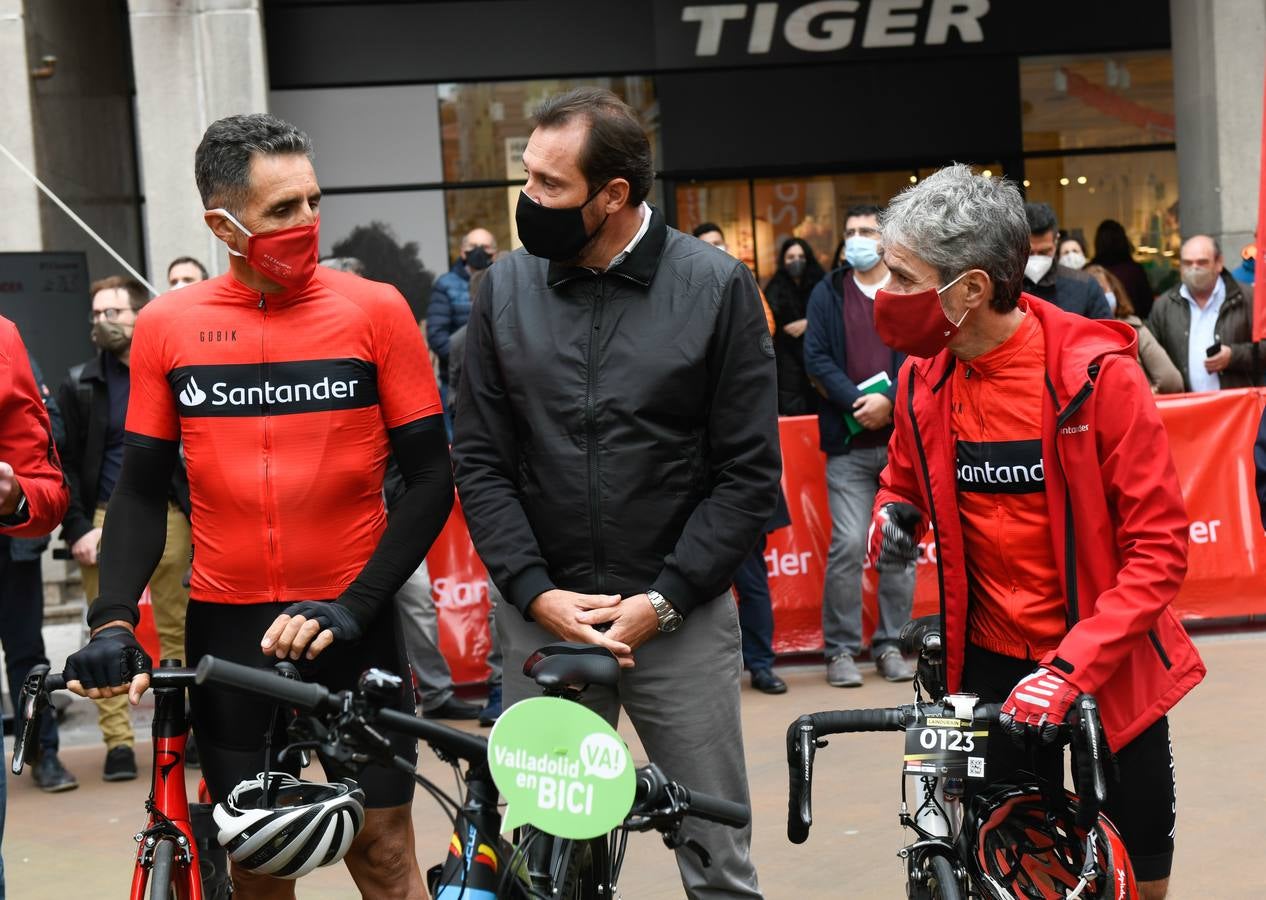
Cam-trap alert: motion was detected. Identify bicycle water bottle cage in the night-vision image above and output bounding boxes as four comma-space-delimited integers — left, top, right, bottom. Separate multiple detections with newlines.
900, 615, 947, 700
523, 643, 620, 697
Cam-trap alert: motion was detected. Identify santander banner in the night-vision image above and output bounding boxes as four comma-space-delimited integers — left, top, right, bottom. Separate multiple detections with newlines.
138, 388, 1266, 681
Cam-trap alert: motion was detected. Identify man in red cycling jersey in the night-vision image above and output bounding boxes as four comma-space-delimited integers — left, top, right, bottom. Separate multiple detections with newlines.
64, 114, 452, 900
867, 165, 1204, 900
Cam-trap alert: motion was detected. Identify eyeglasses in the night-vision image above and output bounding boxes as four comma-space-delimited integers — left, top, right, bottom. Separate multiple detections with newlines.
843, 226, 881, 239
89, 307, 131, 324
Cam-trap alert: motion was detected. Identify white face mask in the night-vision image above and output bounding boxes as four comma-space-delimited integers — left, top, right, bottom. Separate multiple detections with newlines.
1060, 250, 1087, 271
1104, 291, 1117, 313
1024, 254, 1054, 283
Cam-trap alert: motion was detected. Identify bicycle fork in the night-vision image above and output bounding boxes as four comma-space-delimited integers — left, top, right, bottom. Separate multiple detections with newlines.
431, 767, 505, 900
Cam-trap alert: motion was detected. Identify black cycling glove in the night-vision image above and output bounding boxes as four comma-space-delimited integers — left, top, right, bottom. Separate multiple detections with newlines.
869, 502, 922, 572
280, 600, 367, 643
63, 626, 152, 690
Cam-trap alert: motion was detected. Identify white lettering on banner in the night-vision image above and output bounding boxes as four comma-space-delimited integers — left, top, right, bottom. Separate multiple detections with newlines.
537, 777, 594, 816
765, 547, 814, 577
206, 377, 359, 408
433, 577, 488, 610
680, 0, 988, 57
1188, 520, 1221, 544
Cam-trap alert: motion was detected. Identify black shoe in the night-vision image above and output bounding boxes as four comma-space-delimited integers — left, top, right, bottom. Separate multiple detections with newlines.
33, 752, 79, 793
103, 745, 139, 782
479, 686, 503, 727
751, 669, 788, 694
423, 696, 482, 720
185, 733, 200, 770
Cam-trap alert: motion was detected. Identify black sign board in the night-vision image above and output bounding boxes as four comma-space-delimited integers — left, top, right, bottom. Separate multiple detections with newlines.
0, 252, 93, 392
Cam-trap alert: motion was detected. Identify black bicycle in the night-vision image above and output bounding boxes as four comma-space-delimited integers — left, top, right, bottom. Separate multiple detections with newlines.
785, 617, 1130, 899
196, 641, 749, 898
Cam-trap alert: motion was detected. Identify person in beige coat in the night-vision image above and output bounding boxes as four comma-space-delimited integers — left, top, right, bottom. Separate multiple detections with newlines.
1087, 265, 1183, 393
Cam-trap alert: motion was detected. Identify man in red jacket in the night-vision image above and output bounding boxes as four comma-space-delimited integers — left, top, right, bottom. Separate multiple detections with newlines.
867, 165, 1203, 900
0, 317, 69, 536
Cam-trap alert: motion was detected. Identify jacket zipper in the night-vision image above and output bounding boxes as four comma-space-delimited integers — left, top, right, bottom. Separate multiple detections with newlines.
1045, 365, 1099, 628
906, 373, 947, 637
259, 293, 279, 600
586, 279, 606, 592
1148, 628, 1173, 669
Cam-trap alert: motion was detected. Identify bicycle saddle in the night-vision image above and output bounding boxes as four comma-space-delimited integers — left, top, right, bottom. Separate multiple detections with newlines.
523, 643, 620, 689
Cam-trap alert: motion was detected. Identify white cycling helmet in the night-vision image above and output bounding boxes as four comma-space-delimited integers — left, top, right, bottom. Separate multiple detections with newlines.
213, 773, 366, 879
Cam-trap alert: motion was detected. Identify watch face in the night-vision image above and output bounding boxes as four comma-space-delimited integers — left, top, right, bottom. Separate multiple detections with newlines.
660, 612, 683, 633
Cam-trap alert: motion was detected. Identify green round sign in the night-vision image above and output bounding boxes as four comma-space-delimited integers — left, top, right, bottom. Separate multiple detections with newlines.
488, 696, 636, 840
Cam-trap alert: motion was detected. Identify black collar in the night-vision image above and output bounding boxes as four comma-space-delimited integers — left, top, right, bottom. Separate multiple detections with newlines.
546, 205, 668, 289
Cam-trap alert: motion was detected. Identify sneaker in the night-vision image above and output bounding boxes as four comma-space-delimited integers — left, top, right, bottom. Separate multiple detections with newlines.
826, 653, 864, 687
875, 647, 916, 682
103, 745, 139, 782
423, 696, 482, 721
479, 686, 503, 727
751, 669, 788, 694
185, 732, 201, 770
33, 752, 79, 793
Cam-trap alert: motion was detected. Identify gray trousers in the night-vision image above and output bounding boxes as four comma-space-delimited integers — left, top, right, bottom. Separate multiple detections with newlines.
821, 447, 916, 658
498, 595, 763, 900
396, 561, 502, 712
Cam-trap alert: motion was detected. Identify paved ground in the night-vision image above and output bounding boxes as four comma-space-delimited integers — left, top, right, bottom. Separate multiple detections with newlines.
4, 631, 1261, 897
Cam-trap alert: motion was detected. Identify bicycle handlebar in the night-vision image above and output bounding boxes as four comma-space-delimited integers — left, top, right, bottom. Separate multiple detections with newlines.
631, 762, 750, 831
786, 701, 1002, 844
195, 656, 335, 712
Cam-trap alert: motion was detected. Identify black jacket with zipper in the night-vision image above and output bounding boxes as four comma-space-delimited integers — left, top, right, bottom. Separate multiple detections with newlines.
452, 206, 782, 617
56, 350, 190, 546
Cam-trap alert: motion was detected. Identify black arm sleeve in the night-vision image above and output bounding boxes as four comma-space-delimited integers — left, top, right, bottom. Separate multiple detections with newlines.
86, 435, 179, 630
337, 413, 453, 622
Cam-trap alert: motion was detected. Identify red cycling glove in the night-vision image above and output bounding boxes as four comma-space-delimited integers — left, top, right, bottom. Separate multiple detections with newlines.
999, 668, 1081, 745
866, 502, 922, 572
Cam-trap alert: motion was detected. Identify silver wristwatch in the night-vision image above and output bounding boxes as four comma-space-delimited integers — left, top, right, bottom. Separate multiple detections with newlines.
646, 589, 683, 633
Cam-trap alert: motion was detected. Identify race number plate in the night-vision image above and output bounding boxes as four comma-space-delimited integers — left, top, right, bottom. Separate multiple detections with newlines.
903, 711, 989, 779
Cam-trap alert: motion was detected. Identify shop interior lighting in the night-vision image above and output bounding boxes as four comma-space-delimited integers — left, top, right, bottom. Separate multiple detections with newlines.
1059, 177, 1070, 186
1076, 176, 1088, 184
981, 169, 993, 178
1023, 179, 1031, 187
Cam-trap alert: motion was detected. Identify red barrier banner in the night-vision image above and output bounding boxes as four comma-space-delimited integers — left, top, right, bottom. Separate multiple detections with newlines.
143, 388, 1261, 679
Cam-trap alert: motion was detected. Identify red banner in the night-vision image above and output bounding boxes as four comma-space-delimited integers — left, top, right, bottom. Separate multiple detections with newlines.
1255, 62, 1266, 342
138, 390, 1266, 680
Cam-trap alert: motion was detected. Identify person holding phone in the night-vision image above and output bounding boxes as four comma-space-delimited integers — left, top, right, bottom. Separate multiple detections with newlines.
1147, 235, 1264, 391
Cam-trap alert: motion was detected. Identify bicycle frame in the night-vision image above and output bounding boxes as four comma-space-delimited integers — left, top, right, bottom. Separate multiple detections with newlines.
128, 661, 201, 900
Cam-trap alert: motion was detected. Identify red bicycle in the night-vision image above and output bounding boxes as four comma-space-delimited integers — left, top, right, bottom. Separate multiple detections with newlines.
13, 659, 236, 899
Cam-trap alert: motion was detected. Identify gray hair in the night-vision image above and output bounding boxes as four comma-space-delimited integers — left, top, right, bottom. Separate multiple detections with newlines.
881, 164, 1030, 312
194, 114, 313, 212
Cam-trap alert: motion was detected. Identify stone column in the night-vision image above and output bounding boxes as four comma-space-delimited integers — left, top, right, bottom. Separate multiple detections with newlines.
127, 0, 269, 281
0, 0, 42, 251
1170, 0, 1266, 254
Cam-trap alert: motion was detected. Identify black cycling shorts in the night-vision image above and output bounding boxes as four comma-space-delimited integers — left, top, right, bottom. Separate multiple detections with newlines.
185, 599, 418, 809
962, 643, 1176, 882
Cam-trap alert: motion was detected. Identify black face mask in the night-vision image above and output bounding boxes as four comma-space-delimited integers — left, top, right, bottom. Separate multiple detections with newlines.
464, 246, 492, 271
514, 185, 609, 262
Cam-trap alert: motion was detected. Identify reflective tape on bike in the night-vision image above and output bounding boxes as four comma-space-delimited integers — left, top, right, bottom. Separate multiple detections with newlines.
903, 715, 990, 779
488, 696, 636, 839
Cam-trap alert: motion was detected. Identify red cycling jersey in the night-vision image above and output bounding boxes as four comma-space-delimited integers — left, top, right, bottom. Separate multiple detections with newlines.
125, 268, 441, 605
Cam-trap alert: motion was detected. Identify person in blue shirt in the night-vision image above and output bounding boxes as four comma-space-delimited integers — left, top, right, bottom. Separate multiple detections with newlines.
426, 227, 496, 411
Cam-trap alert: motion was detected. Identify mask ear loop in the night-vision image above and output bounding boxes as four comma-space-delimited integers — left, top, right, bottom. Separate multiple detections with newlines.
936, 269, 974, 328
209, 207, 251, 259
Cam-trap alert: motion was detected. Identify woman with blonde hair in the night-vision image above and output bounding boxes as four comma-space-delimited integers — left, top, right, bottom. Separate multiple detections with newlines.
1086, 264, 1183, 393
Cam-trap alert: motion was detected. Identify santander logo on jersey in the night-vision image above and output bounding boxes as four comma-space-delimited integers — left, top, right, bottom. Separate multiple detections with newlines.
169, 359, 379, 417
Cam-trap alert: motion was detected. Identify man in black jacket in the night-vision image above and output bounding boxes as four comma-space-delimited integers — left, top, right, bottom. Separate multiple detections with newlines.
453, 88, 778, 899
1023, 203, 1111, 319
57, 275, 192, 782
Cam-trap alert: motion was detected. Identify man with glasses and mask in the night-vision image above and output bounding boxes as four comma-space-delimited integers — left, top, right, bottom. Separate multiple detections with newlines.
805, 204, 915, 689
868, 165, 1203, 900
1147, 234, 1264, 391
57, 276, 192, 784
454, 87, 778, 899
62, 114, 453, 899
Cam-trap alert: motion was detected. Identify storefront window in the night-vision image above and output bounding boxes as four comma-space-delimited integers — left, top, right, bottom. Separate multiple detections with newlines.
1024, 149, 1180, 291
1021, 51, 1175, 153
675, 180, 755, 271
438, 77, 659, 184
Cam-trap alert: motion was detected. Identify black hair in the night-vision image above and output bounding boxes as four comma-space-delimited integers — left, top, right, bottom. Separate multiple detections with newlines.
1093, 219, 1134, 265
166, 256, 208, 280
194, 114, 312, 212
1025, 202, 1058, 236
532, 88, 654, 207
692, 222, 724, 239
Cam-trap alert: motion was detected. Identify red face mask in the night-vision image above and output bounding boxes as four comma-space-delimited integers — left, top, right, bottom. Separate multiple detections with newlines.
873, 270, 971, 358
214, 209, 320, 290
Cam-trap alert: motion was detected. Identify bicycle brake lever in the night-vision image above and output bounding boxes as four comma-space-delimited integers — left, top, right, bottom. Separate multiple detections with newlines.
12, 665, 51, 775
787, 719, 816, 844
1070, 695, 1108, 828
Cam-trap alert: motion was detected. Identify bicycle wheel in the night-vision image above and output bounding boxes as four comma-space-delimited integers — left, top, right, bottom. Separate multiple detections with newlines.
148, 838, 177, 900
557, 836, 610, 900
924, 852, 963, 900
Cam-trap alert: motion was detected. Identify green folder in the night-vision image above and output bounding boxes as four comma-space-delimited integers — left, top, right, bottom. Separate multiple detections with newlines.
844, 371, 893, 441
